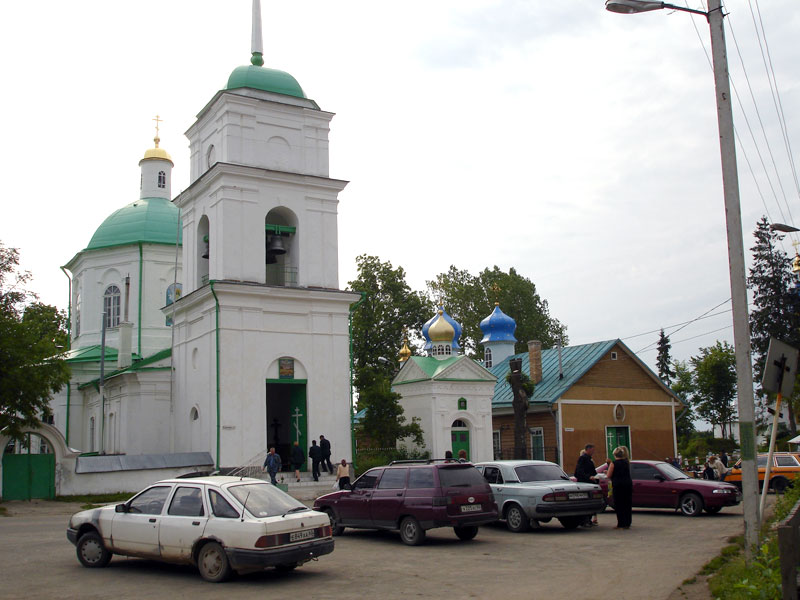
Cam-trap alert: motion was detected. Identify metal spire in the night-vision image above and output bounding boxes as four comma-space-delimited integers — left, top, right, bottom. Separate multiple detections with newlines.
251, 0, 264, 66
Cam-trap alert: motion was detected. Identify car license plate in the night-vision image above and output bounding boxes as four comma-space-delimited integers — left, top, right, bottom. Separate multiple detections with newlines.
568, 492, 587, 500
460, 504, 481, 513
289, 529, 315, 542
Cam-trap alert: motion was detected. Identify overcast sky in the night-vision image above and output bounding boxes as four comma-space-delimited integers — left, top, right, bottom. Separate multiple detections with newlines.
2, 1, 799, 374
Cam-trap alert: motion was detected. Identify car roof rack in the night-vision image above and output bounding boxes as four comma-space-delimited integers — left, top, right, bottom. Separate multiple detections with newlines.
387, 458, 473, 466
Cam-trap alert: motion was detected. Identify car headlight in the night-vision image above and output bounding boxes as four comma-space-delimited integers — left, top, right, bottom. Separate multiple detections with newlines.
712, 489, 732, 494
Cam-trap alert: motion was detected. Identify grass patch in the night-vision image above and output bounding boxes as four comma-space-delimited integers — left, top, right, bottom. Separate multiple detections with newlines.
705, 484, 800, 599
682, 576, 697, 585
0, 506, 8, 517
56, 492, 132, 506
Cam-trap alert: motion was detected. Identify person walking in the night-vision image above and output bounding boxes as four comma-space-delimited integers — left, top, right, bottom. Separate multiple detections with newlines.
574, 444, 599, 526
606, 446, 632, 529
320, 435, 333, 474
720, 451, 729, 468
335, 459, 351, 490
291, 440, 304, 482
709, 455, 728, 481
263, 447, 282, 485
309, 439, 322, 481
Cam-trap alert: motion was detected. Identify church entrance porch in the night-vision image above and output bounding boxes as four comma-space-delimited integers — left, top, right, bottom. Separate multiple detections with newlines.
266, 380, 307, 472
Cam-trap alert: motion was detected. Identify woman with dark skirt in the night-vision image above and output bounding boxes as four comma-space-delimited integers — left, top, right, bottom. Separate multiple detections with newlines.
606, 446, 633, 529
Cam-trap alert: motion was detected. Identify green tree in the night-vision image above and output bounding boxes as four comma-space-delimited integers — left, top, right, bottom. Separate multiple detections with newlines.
357, 373, 424, 448
747, 216, 800, 434
348, 255, 431, 392
690, 341, 737, 438
671, 360, 696, 441
427, 265, 567, 358
0, 243, 70, 441
656, 329, 675, 385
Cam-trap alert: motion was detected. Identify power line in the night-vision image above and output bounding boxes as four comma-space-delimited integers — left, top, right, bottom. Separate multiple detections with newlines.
621, 307, 732, 341
635, 297, 733, 354
637, 324, 733, 354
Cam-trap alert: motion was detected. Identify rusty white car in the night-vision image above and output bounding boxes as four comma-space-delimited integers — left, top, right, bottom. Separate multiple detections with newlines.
66, 476, 333, 582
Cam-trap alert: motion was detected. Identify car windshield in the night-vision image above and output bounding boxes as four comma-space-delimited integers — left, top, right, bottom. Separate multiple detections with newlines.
514, 464, 570, 482
227, 483, 306, 518
438, 465, 486, 488
656, 462, 690, 480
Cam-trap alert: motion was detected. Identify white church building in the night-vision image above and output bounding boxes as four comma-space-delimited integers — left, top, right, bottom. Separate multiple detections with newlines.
0, 2, 359, 498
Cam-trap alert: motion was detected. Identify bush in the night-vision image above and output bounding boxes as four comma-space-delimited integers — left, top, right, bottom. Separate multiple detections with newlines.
353, 446, 429, 477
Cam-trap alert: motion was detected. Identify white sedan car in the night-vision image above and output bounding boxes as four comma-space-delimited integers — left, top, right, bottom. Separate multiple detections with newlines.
67, 476, 333, 582
475, 460, 605, 531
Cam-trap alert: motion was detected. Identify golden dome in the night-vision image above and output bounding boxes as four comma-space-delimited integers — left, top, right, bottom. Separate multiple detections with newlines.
793, 253, 800, 274
398, 338, 412, 362
140, 131, 174, 165
429, 310, 455, 343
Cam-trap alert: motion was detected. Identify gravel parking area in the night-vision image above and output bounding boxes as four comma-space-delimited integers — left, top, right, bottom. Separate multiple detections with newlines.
0, 501, 747, 599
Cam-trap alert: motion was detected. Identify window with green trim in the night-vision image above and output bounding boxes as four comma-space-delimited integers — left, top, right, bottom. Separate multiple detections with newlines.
458, 398, 467, 410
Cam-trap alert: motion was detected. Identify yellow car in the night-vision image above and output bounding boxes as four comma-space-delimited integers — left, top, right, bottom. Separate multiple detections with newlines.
726, 452, 800, 493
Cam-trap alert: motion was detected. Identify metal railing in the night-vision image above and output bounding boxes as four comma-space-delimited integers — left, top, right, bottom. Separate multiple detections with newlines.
266, 265, 298, 287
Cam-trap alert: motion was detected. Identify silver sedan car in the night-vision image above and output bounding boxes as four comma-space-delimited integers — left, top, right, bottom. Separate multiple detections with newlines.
475, 460, 604, 532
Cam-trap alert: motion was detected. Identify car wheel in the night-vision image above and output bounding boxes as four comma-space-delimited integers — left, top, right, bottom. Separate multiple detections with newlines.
323, 508, 345, 536
76, 531, 112, 568
558, 516, 583, 530
505, 504, 530, 533
705, 506, 722, 514
679, 492, 703, 517
275, 563, 298, 573
399, 516, 425, 546
197, 541, 232, 582
771, 477, 789, 494
454, 525, 478, 541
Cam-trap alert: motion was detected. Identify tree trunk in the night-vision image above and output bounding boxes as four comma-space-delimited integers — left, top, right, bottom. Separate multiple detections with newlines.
509, 358, 529, 460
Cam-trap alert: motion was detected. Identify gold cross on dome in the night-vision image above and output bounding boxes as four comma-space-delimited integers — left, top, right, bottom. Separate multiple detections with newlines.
491, 282, 501, 305
152, 115, 163, 147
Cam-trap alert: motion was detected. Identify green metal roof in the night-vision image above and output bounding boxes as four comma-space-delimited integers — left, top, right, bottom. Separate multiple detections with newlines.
407, 355, 462, 378
77, 348, 171, 389
63, 345, 141, 364
489, 340, 621, 408
226, 65, 306, 98
86, 197, 181, 251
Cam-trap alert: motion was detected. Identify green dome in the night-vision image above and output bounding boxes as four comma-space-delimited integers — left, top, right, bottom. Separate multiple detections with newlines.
87, 197, 181, 250
226, 65, 306, 98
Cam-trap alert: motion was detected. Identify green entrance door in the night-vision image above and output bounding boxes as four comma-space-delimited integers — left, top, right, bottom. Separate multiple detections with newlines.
2, 434, 55, 501
606, 426, 631, 459
451, 420, 470, 460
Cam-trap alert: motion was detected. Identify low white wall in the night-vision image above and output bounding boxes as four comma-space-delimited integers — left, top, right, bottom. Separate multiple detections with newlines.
56, 457, 211, 495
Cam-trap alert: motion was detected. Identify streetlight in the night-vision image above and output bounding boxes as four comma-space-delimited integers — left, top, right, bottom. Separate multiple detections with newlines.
606, 0, 760, 557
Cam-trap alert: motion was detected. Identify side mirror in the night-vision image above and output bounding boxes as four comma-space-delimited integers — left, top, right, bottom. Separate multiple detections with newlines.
654, 474, 665, 482
115, 503, 128, 513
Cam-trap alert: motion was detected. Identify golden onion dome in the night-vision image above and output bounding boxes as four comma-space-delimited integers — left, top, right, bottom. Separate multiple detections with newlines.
140, 135, 174, 165
793, 253, 800, 274
429, 310, 455, 343
398, 338, 412, 362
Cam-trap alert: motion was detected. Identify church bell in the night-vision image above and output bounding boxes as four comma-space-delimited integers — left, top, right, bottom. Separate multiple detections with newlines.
267, 235, 287, 255
201, 235, 209, 259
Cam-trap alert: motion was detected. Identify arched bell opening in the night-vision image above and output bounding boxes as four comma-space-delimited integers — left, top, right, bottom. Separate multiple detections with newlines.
265, 208, 298, 287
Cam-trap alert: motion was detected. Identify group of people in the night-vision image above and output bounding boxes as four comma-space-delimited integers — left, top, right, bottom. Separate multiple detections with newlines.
574, 443, 633, 530
262, 435, 351, 490
702, 454, 730, 481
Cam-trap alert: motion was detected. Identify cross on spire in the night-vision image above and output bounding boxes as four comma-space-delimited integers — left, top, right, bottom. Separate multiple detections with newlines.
152, 115, 163, 147
251, 0, 264, 66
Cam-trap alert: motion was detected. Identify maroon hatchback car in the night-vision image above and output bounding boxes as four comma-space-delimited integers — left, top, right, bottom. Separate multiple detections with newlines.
596, 460, 741, 516
312, 460, 498, 545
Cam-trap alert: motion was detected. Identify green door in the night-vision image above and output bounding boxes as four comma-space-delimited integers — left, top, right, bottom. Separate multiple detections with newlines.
451, 430, 470, 460
289, 385, 307, 470
2, 435, 55, 501
606, 426, 631, 459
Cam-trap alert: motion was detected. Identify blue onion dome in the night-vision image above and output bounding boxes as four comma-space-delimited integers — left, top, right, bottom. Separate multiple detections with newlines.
479, 303, 517, 344
422, 306, 462, 350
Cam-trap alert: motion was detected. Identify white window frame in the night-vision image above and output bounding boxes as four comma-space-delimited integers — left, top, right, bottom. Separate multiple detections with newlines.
103, 285, 121, 328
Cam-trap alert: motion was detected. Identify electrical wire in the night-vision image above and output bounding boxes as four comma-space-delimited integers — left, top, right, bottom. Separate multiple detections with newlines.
635, 297, 733, 354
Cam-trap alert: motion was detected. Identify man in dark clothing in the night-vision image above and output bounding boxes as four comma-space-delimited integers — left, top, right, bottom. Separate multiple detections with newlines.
309, 439, 323, 481
263, 447, 282, 485
574, 444, 598, 483
320, 435, 333, 474
720, 451, 729, 468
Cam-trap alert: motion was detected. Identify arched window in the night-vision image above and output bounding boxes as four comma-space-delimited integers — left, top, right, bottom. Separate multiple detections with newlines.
445, 346, 451, 355
190, 407, 199, 421
104, 285, 121, 328
158, 170, 166, 188
89, 417, 96, 452
484, 347, 493, 368
458, 398, 467, 411
452, 420, 467, 428
165, 283, 182, 326
75, 292, 81, 337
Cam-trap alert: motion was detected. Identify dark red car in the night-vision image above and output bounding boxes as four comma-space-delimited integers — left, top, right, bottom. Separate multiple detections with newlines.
596, 460, 741, 516
312, 460, 498, 545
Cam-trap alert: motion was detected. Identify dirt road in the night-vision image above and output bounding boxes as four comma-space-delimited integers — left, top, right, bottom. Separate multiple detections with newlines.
0, 500, 746, 599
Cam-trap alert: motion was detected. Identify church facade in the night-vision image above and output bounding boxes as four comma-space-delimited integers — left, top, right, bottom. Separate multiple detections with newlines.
1, 4, 359, 498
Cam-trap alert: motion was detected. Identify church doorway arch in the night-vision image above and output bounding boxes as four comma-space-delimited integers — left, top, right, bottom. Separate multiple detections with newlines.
1, 432, 55, 500
265, 357, 307, 472
450, 419, 471, 461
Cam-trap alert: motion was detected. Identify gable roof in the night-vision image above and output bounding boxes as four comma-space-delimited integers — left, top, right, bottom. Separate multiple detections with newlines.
63, 345, 142, 364
490, 339, 679, 409
393, 355, 495, 386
